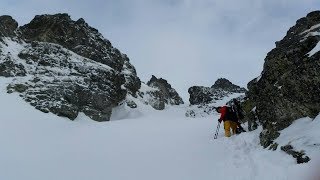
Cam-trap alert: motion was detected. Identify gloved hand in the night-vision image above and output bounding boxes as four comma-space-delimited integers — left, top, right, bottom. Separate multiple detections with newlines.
218, 119, 222, 123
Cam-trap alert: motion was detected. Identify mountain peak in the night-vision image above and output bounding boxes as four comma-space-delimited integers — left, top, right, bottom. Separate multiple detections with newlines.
188, 78, 246, 106
211, 78, 246, 93
19, 13, 124, 69
212, 78, 234, 88
306, 10, 320, 18
0, 13, 142, 121
145, 75, 184, 108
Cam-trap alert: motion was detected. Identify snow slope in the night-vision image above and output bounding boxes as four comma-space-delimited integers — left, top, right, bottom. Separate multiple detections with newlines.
0, 77, 319, 180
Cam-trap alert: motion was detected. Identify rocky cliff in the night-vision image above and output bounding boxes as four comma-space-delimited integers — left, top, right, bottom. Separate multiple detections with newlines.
247, 11, 320, 148
134, 75, 184, 110
186, 78, 246, 117
0, 16, 18, 37
0, 13, 141, 121
189, 78, 246, 105
0, 13, 185, 121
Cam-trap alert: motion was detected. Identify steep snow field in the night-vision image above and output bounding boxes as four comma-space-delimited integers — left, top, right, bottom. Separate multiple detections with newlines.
0, 77, 319, 180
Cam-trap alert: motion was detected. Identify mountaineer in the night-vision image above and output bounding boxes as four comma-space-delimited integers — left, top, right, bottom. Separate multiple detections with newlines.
216, 104, 245, 137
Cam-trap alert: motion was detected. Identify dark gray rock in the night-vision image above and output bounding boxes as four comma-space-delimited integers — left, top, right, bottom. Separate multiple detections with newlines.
247, 11, 320, 147
6, 42, 126, 121
0, 15, 18, 37
188, 86, 214, 105
186, 78, 246, 117
122, 57, 141, 96
147, 75, 184, 106
211, 78, 247, 93
126, 100, 137, 108
189, 78, 247, 105
142, 90, 166, 110
260, 129, 280, 148
19, 14, 119, 69
7, 83, 28, 93
18, 13, 141, 95
0, 13, 141, 121
0, 56, 26, 77
281, 145, 311, 164
268, 143, 278, 151
136, 76, 184, 110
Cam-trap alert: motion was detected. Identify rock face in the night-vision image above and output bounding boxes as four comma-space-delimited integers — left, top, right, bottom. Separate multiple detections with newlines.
189, 78, 247, 105
186, 78, 246, 117
147, 75, 184, 105
136, 75, 184, 110
0, 15, 18, 37
0, 14, 141, 121
247, 11, 320, 147
211, 78, 247, 92
18, 13, 141, 95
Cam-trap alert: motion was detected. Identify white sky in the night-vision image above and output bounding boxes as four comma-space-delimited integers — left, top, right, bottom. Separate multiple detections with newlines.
1, 0, 319, 100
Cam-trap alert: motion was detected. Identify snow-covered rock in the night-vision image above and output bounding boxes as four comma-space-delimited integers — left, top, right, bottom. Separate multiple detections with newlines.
146, 75, 184, 107
189, 78, 246, 106
247, 10, 320, 148
186, 78, 246, 117
0, 15, 18, 37
0, 13, 141, 121
129, 75, 184, 110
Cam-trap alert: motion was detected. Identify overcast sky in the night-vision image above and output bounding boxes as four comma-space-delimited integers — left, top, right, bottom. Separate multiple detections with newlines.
1, 0, 319, 100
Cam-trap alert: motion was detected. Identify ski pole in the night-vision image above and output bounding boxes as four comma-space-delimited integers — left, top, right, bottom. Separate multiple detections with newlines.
214, 121, 221, 139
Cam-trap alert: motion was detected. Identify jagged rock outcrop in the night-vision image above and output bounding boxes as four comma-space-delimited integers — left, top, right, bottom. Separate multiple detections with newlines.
0, 15, 18, 37
136, 75, 184, 110
186, 78, 246, 117
247, 11, 320, 148
211, 78, 247, 92
18, 13, 140, 95
0, 13, 141, 121
189, 78, 247, 105
147, 75, 184, 105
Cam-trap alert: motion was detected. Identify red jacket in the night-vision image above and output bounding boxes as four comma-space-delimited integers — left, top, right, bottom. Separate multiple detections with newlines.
219, 106, 228, 121
218, 106, 238, 122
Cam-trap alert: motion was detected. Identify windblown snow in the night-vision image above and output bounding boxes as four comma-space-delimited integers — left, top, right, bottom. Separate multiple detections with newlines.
308, 41, 320, 57
300, 23, 320, 57
0, 77, 319, 180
